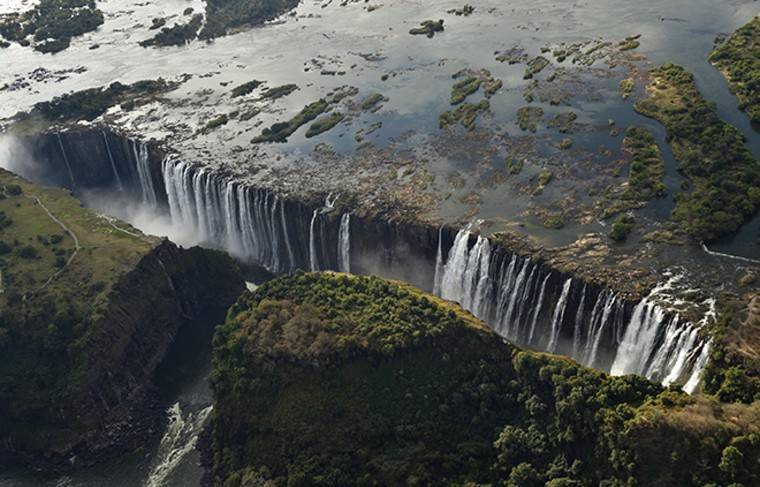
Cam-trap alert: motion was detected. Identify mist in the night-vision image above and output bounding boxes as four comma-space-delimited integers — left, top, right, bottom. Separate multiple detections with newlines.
0, 132, 49, 183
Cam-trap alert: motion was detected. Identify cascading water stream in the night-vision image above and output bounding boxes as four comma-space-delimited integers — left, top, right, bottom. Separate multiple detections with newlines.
113, 152, 712, 393
56, 133, 76, 190
132, 141, 157, 208
338, 213, 351, 273
102, 132, 123, 191
433, 228, 712, 392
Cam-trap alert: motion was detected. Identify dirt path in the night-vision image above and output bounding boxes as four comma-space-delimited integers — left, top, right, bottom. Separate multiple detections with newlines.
24, 192, 81, 292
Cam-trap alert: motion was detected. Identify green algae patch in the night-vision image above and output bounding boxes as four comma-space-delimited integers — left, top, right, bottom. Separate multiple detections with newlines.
634, 63, 760, 241
709, 16, 760, 125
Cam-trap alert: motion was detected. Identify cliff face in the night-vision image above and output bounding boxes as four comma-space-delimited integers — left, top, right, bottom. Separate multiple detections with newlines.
209, 273, 760, 486
0, 241, 244, 470
0, 170, 245, 470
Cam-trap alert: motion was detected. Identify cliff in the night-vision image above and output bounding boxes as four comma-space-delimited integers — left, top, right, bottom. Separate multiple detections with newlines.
0, 169, 245, 470
209, 272, 759, 486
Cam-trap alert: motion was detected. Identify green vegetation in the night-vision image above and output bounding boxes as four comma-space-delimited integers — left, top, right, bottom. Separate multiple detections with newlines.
16, 79, 177, 126
618, 35, 641, 51
450, 76, 481, 105
524, 56, 550, 79
709, 16, 760, 124
360, 93, 385, 111
634, 63, 760, 241
703, 295, 760, 404
230, 80, 263, 98
140, 14, 203, 47
201, 114, 230, 134
597, 127, 666, 220
609, 214, 634, 241
199, 0, 300, 40
439, 99, 489, 130
409, 19, 444, 38
210, 272, 760, 486
305, 112, 344, 138
252, 99, 329, 143
0, 169, 243, 465
558, 137, 573, 150
149, 17, 166, 30
622, 127, 666, 200
620, 77, 635, 99
258, 83, 299, 101
0, 0, 104, 53
506, 156, 524, 174
547, 111, 576, 133
538, 169, 553, 186
517, 106, 544, 132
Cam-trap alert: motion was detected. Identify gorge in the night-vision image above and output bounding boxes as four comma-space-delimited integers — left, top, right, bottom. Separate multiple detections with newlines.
5, 128, 711, 393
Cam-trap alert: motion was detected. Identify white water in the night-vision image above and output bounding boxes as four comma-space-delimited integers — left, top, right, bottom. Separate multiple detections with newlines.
434, 228, 712, 391
338, 213, 350, 273
102, 132, 123, 191
144, 403, 212, 487
56, 133, 76, 190
547, 279, 572, 353
132, 141, 157, 209
163, 157, 298, 273
309, 209, 319, 271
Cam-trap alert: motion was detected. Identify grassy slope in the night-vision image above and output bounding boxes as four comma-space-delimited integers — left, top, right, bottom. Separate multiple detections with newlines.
0, 169, 155, 439
211, 272, 760, 487
634, 64, 760, 241
0, 168, 153, 315
709, 16, 760, 125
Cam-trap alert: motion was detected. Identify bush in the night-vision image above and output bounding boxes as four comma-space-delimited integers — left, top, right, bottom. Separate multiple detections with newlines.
609, 214, 634, 241
18, 244, 39, 259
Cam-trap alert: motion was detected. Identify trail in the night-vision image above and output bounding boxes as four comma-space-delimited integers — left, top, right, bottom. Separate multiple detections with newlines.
99, 214, 144, 239
24, 192, 81, 292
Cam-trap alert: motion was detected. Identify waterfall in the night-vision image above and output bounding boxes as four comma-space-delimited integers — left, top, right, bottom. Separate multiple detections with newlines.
583, 293, 618, 368
132, 141, 157, 208
102, 132, 123, 191
161, 157, 303, 274
610, 300, 667, 376
56, 133, 76, 190
547, 278, 572, 352
433, 227, 444, 295
309, 210, 320, 272
572, 284, 587, 357
338, 213, 351, 273
434, 228, 710, 391
527, 274, 550, 346
134, 154, 713, 391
